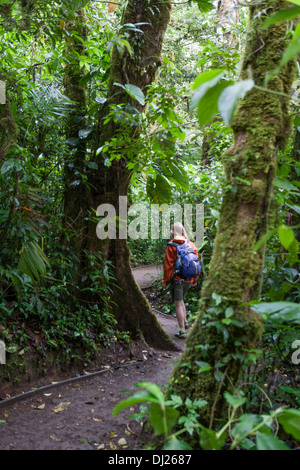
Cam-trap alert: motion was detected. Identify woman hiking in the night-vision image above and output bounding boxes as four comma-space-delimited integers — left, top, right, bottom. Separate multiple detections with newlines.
162, 222, 200, 339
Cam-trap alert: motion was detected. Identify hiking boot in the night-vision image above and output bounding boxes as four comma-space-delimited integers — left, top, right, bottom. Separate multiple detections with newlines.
175, 330, 186, 339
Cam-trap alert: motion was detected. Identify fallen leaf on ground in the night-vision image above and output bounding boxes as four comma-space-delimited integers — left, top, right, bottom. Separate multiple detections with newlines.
118, 438, 127, 447
127, 424, 137, 435
52, 402, 71, 413
31, 403, 45, 410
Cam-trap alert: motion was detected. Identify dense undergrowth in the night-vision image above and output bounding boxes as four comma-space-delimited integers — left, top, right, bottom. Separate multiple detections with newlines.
0, 232, 131, 387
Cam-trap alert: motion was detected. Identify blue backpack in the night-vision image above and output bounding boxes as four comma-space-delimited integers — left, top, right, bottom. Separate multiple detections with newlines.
168, 239, 201, 280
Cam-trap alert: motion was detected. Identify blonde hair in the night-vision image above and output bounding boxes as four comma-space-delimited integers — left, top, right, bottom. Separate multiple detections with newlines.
171, 222, 188, 238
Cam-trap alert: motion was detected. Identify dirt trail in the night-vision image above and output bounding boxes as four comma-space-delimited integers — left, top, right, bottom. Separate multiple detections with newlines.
0, 265, 185, 450
132, 264, 163, 289
132, 264, 185, 349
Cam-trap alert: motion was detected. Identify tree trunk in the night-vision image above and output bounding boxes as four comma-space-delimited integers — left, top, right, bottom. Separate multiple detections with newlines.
61, 8, 90, 280
0, 99, 18, 162
169, 0, 296, 428
85, 0, 177, 350
0, 17, 18, 159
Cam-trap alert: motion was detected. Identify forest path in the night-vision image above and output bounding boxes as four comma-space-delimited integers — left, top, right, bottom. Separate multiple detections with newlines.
132, 264, 185, 349
132, 263, 163, 289
0, 266, 184, 450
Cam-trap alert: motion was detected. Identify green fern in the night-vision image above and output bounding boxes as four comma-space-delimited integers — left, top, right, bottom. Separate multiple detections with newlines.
18, 241, 50, 283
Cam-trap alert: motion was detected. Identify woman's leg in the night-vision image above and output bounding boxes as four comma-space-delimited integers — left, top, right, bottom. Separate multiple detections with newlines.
174, 300, 186, 330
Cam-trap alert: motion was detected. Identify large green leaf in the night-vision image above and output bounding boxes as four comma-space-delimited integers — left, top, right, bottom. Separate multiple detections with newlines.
192, 0, 215, 12
135, 381, 165, 403
163, 437, 192, 450
146, 174, 172, 204
199, 427, 227, 450
262, 5, 300, 29
256, 432, 290, 450
112, 390, 155, 416
162, 160, 189, 192
149, 403, 179, 436
273, 177, 299, 192
196, 80, 233, 128
124, 84, 145, 105
152, 131, 176, 156
231, 414, 264, 443
18, 241, 50, 283
218, 79, 254, 124
251, 301, 300, 323
279, 23, 300, 69
192, 69, 225, 91
1, 159, 22, 175
278, 409, 300, 440
278, 224, 295, 250
114, 82, 145, 106
191, 69, 225, 112
224, 391, 247, 410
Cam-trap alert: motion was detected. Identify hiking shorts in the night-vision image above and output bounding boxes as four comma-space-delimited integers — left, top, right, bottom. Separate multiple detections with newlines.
171, 281, 191, 302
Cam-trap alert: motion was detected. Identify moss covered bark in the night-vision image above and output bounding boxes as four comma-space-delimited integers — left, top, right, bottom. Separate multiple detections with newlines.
0, 12, 18, 164
0, 99, 18, 162
168, 0, 297, 431
61, 8, 91, 285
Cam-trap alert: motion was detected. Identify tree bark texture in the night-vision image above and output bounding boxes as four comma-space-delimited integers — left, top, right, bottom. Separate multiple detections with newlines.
0, 7, 18, 165
0, 99, 18, 162
85, 0, 176, 350
169, 0, 297, 429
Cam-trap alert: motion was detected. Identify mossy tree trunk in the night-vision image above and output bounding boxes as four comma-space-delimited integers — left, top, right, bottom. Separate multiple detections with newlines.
169, 0, 297, 428
0, 0, 18, 164
84, 0, 176, 350
61, 8, 90, 281
0, 98, 18, 162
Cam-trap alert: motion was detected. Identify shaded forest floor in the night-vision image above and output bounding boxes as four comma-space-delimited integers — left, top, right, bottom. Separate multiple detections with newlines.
0, 265, 184, 450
